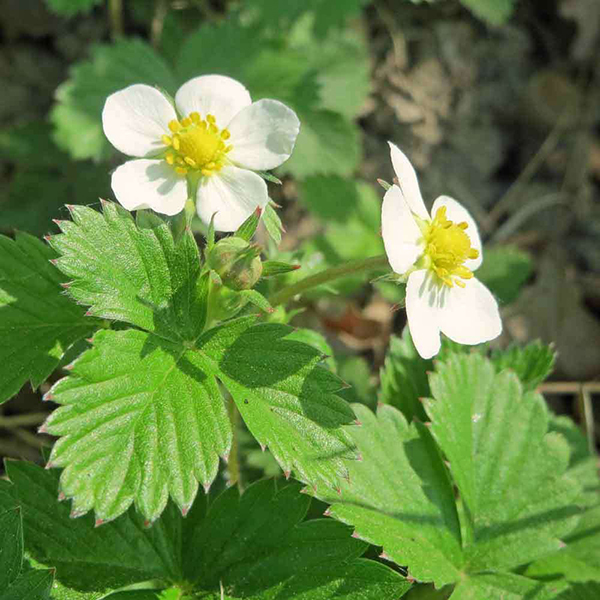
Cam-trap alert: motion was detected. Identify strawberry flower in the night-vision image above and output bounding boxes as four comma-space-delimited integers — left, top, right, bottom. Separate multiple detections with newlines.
102, 75, 300, 231
382, 143, 502, 359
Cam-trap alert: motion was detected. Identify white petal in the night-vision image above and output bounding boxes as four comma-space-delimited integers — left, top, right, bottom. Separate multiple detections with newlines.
102, 85, 176, 157
175, 75, 251, 129
227, 99, 300, 170
381, 185, 423, 275
111, 159, 188, 216
438, 278, 502, 345
406, 270, 442, 359
195, 166, 268, 232
431, 195, 483, 270
388, 142, 429, 220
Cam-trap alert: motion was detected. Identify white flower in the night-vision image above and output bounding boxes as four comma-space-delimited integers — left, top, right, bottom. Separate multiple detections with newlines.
102, 75, 300, 232
382, 142, 502, 359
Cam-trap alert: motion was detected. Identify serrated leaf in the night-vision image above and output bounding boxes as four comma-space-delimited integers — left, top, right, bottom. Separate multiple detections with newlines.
460, 0, 517, 26
0, 508, 23, 591
0, 461, 206, 591
490, 340, 556, 391
45, 328, 231, 522
1, 463, 407, 600
0, 232, 97, 405
45, 316, 357, 521
278, 110, 360, 179
182, 479, 409, 599
195, 319, 357, 490
424, 354, 581, 572
312, 404, 463, 588
45, 0, 102, 16
49, 202, 206, 341
379, 328, 431, 422
51, 39, 176, 160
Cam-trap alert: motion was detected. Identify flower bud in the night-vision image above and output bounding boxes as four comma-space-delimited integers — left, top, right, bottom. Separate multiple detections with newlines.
208, 237, 263, 291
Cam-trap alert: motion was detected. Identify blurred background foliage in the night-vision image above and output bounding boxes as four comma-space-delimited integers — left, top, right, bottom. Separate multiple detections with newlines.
1, 0, 599, 463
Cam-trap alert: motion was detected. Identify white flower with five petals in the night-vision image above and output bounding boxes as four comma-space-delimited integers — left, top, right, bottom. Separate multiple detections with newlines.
382, 143, 502, 359
102, 75, 300, 231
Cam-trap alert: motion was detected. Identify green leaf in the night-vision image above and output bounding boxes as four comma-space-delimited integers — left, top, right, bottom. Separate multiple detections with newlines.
51, 39, 176, 161
525, 416, 600, 583
1, 462, 407, 600
278, 110, 360, 179
49, 202, 207, 342
313, 404, 463, 588
450, 572, 562, 600
460, 0, 517, 26
490, 340, 556, 391
0, 569, 54, 600
0, 232, 97, 405
298, 176, 361, 222
289, 21, 370, 118
0, 121, 64, 168
182, 479, 409, 599
0, 508, 23, 591
379, 328, 431, 422
476, 245, 532, 305
194, 319, 357, 488
45, 328, 231, 522
424, 354, 581, 572
0, 460, 205, 592
45, 0, 102, 16
44, 317, 356, 521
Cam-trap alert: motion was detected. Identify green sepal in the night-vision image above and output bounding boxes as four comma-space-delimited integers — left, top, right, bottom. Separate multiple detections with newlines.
235, 207, 262, 241
238, 289, 274, 314
206, 213, 216, 252
262, 261, 301, 277
257, 171, 283, 185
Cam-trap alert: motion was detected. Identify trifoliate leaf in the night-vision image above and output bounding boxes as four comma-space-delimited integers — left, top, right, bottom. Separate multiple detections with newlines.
1, 462, 408, 600
424, 354, 581, 572
313, 404, 463, 588
0, 460, 207, 592
48, 201, 207, 342
0, 232, 97, 405
278, 110, 360, 179
460, 0, 517, 26
490, 339, 556, 391
476, 245, 532, 305
51, 39, 176, 160
45, 328, 231, 522
45, 0, 102, 16
379, 328, 431, 422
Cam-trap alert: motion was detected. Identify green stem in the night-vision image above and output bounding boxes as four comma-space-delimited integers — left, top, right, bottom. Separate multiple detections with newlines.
227, 399, 243, 492
269, 254, 389, 307
108, 0, 124, 39
0, 412, 47, 429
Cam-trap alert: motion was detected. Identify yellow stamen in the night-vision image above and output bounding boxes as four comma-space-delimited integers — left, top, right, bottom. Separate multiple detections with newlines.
161, 111, 231, 178
423, 205, 479, 288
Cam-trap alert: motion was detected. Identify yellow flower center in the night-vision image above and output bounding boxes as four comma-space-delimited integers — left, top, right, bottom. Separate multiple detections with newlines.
161, 112, 233, 177
423, 206, 479, 288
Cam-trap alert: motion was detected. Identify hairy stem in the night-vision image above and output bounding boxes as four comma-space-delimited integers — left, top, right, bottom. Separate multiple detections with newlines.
269, 255, 389, 307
